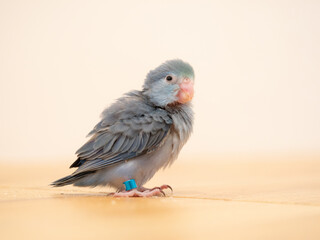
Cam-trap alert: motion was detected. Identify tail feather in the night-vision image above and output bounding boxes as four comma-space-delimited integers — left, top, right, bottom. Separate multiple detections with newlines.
69, 158, 86, 168
51, 170, 96, 187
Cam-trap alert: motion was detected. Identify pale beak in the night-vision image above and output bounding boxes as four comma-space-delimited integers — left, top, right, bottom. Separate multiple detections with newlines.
177, 78, 194, 104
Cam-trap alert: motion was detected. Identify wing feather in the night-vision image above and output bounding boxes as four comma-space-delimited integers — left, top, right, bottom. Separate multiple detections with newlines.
72, 94, 173, 173
112, 135, 127, 153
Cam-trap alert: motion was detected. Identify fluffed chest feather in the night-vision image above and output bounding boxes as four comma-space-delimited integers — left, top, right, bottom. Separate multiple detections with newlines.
164, 104, 194, 166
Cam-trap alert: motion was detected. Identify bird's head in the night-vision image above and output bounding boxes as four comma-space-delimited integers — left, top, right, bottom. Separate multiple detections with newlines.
143, 59, 195, 107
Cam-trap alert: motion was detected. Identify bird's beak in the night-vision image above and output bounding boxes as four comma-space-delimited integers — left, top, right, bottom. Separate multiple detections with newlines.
177, 78, 194, 104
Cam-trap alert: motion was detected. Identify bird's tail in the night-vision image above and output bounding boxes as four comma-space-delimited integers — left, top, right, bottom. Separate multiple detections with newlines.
51, 170, 96, 187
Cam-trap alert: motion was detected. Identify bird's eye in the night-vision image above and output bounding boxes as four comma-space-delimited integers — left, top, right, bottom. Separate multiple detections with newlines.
166, 75, 173, 81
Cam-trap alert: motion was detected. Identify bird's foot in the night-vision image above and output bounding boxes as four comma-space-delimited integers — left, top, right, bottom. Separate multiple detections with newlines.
140, 184, 173, 194
108, 184, 173, 198
108, 188, 163, 197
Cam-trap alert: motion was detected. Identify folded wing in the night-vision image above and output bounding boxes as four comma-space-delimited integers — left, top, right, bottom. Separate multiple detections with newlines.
71, 107, 173, 174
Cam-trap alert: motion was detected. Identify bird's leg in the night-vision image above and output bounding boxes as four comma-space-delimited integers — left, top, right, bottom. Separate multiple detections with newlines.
108, 185, 173, 197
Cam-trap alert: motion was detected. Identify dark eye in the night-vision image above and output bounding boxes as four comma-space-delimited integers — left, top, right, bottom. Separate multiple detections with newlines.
166, 75, 173, 81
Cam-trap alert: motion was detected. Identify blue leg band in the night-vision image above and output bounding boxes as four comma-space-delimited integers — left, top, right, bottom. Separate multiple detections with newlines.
123, 179, 137, 191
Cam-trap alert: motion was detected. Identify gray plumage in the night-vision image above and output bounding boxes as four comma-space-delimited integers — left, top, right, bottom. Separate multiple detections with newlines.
52, 59, 194, 190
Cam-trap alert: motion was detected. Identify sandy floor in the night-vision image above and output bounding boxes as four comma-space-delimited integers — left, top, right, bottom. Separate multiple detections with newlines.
1, 154, 320, 240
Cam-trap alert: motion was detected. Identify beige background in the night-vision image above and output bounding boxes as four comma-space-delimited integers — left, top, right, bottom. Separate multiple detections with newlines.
0, 0, 319, 161
1, 2, 320, 239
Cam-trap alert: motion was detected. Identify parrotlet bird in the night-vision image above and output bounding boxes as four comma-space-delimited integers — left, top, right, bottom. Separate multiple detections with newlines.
52, 59, 195, 197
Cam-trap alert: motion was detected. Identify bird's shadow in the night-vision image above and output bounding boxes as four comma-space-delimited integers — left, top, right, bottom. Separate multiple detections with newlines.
53, 192, 112, 199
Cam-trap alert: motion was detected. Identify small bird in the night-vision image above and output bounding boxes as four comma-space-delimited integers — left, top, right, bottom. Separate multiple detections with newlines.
52, 59, 195, 197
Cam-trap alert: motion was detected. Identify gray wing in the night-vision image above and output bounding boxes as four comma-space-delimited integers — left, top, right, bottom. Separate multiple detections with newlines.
71, 103, 172, 174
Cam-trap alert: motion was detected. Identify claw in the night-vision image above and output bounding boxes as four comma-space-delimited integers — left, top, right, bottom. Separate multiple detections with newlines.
162, 184, 173, 193
149, 184, 173, 193
159, 189, 166, 197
